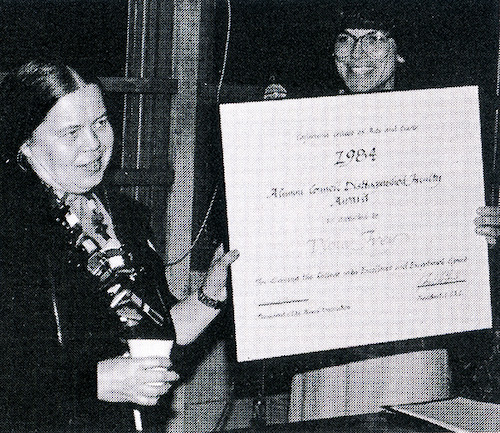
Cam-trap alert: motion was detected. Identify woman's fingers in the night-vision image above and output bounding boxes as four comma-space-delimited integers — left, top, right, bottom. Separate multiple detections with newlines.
477, 206, 500, 217
98, 356, 179, 405
209, 244, 239, 269
210, 243, 225, 266
138, 382, 173, 399
485, 236, 497, 246
476, 225, 500, 236
136, 395, 160, 406
475, 215, 500, 227
476, 226, 499, 245
206, 245, 239, 289
221, 249, 240, 268
474, 207, 500, 246
141, 366, 180, 383
133, 358, 179, 404
134, 356, 172, 367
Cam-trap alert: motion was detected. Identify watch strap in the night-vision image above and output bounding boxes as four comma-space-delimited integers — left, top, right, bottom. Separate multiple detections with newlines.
198, 287, 226, 309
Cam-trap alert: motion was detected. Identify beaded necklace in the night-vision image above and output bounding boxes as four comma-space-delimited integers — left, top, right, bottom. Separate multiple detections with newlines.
49, 188, 165, 328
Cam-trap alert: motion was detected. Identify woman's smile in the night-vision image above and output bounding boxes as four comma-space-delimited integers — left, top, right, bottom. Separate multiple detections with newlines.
78, 155, 104, 172
21, 84, 114, 193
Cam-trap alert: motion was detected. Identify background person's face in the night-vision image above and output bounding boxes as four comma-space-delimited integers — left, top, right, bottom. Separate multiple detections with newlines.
21, 84, 114, 193
335, 28, 398, 93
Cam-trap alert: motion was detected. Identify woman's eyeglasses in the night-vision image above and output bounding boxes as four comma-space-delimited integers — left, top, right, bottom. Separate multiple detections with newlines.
334, 30, 392, 60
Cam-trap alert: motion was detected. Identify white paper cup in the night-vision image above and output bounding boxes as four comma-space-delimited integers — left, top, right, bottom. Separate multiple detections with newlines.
127, 339, 175, 430
127, 339, 174, 358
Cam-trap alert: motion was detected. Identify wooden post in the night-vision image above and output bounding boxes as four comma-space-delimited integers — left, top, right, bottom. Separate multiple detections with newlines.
165, 0, 202, 300
164, 2, 202, 430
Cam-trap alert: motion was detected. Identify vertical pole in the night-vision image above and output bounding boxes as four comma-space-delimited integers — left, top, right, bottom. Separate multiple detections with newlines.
165, 0, 201, 300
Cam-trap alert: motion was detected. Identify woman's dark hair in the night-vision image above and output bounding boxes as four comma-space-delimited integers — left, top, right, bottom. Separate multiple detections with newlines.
324, 5, 403, 55
338, 7, 398, 35
327, 5, 411, 91
0, 59, 101, 165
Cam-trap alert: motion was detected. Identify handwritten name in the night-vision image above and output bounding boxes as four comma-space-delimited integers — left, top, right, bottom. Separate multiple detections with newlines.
307, 230, 409, 254
418, 289, 463, 301
362, 229, 410, 248
417, 268, 466, 288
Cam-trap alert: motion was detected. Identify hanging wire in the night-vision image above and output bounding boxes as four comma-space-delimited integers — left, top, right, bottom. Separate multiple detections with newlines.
165, 183, 219, 266
165, 0, 232, 267
217, 0, 231, 105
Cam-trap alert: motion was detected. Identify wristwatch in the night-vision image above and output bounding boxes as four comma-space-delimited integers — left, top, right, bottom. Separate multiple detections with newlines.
198, 287, 226, 310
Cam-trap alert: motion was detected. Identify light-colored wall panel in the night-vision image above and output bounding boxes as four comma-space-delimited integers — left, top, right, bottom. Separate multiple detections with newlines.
289, 349, 450, 421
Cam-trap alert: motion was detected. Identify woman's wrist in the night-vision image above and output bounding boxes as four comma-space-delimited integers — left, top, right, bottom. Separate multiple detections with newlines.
197, 285, 226, 309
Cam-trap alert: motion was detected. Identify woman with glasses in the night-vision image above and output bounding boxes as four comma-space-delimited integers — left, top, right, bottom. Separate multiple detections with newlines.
264, 9, 406, 99
335, 9, 498, 406
333, 15, 405, 94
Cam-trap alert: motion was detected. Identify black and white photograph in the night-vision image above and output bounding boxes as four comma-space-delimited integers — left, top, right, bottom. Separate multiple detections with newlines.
1, 0, 500, 432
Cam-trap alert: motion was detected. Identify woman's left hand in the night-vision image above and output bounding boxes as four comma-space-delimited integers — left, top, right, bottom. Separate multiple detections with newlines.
202, 244, 240, 302
169, 244, 239, 345
474, 206, 500, 246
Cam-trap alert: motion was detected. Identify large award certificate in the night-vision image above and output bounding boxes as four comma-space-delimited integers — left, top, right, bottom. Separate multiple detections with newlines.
220, 86, 492, 362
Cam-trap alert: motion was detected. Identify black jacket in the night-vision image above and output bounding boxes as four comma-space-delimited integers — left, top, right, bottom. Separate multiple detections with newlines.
1, 165, 179, 432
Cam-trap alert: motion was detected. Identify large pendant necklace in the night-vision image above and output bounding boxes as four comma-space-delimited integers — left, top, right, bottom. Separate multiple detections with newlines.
50, 190, 165, 328
90, 206, 111, 241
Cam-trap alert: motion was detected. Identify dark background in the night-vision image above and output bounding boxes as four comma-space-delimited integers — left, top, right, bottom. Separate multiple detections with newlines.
0, 0, 128, 76
215, 0, 499, 94
0, 0, 129, 145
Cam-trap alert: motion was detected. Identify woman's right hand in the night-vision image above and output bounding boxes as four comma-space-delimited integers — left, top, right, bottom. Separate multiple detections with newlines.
475, 206, 500, 246
97, 356, 180, 406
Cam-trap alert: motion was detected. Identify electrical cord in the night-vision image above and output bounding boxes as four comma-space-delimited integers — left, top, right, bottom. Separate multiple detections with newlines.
165, 0, 232, 267
211, 2, 238, 431
164, 184, 219, 267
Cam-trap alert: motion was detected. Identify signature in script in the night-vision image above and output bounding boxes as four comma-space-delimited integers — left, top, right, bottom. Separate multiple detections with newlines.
307, 230, 409, 254
417, 268, 466, 289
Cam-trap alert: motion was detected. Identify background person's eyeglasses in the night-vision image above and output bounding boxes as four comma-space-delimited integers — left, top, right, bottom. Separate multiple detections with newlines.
334, 30, 392, 60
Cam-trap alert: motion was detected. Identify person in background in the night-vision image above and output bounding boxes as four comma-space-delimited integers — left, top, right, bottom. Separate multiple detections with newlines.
0, 59, 238, 432
333, 7, 497, 404
263, 8, 406, 99
332, 10, 405, 94
286, 7, 496, 421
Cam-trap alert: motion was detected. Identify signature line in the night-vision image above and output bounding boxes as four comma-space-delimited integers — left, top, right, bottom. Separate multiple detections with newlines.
259, 299, 309, 307
417, 280, 466, 288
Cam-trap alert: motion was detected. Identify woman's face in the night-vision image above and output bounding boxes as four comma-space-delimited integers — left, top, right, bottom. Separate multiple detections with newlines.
335, 28, 398, 93
21, 84, 114, 194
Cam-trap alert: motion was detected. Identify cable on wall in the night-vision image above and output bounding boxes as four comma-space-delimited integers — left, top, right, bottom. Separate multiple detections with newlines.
165, 0, 232, 267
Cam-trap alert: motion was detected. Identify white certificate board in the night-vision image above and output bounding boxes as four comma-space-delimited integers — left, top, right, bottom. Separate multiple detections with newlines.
220, 86, 492, 362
